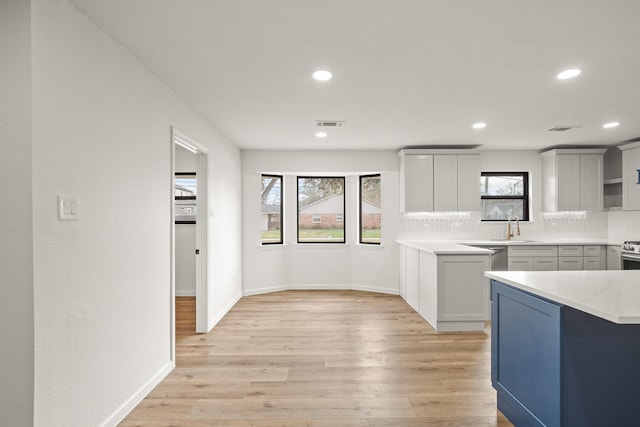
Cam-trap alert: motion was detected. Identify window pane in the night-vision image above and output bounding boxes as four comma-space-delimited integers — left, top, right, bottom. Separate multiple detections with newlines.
482, 199, 525, 220
360, 175, 381, 244
481, 175, 524, 196
175, 175, 196, 197
298, 177, 345, 243
261, 175, 282, 244
175, 173, 196, 223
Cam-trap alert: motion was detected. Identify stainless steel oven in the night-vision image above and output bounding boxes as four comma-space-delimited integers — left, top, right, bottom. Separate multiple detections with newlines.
621, 241, 640, 270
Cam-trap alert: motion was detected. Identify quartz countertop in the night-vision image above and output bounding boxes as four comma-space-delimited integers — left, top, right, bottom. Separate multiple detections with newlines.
396, 239, 618, 255
459, 239, 614, 246
486, 270, 640, 324
396, 240, 493, 255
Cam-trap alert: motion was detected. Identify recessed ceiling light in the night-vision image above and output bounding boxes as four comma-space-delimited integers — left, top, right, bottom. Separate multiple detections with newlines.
315, 131, 328, 138
603, 122, 619, 129
312, 70, 333, 81
557, 69, 581, 80
472, 122, 487, 129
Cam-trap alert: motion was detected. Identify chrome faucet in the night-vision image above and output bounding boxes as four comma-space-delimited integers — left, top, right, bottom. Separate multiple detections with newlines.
507, 215, 520, 240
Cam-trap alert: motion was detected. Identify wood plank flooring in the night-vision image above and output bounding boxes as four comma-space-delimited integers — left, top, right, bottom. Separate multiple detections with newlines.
120, 291, 513, 427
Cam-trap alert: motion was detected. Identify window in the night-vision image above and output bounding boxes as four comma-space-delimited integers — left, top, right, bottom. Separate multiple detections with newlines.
175, 172, 196, 224
335, 214, 344, 222
297, 176, 345, 243
480, 172, 529, 221
261, 175, 283, 244
360, 174, 381, 244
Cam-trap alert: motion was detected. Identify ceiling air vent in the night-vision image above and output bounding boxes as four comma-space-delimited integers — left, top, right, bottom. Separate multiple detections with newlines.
316, 120, 346, 127
548, 126, 581, 132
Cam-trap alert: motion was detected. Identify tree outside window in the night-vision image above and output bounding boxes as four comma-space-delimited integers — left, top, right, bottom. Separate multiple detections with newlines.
261, 175, 282, 244
360, 174, 381, 244
480, 172, 529, 221
297, 177, 345, 243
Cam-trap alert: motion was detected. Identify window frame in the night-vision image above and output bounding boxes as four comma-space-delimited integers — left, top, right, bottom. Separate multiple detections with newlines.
175, 172, 196, 224
480, 171, 529, 221
261, 174, 283, 245
359, 174, 382, 245
297, 176, 346, 244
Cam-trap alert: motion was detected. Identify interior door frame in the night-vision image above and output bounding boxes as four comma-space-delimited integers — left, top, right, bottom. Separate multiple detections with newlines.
171, 128, 210, 363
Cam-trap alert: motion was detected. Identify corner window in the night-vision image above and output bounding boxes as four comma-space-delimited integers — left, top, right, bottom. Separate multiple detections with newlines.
261, 175, 283, 244
360, 174, 381, 244
480, 172, 529, 221
297, 176, 345, 243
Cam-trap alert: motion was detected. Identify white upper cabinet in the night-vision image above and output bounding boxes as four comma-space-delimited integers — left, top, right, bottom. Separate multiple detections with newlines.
540, 149, 606, 212
457, 155, 482, 211
619, 141, 640, 210
433, 155, 458, 211
399, 149, 480, 212
400, 154, 434, 212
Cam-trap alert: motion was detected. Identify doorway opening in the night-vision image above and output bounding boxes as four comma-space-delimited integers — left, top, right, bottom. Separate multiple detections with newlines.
171, 128, 209, 361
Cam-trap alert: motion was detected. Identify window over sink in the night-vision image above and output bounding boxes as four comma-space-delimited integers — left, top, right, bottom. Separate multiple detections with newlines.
480, 172, 529, 221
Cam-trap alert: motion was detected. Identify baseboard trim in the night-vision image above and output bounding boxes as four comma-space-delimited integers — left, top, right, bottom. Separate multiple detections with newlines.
99, 360, 174, 427
207, 291, 243, 331
243, 284, 399, 297
175, 289, 196, 297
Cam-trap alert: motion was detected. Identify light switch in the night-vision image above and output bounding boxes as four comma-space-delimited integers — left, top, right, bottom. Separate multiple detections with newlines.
58, 195, 80, 220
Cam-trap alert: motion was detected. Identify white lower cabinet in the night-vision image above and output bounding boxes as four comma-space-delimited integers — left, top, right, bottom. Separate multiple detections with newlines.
508, 246, 558, 271
398, 244, 490, 332
559, 257, 584, 271
584, 257, 602, 270
508, 245, 605, 271
607, 245, 622, 270
404, 246, 420, 312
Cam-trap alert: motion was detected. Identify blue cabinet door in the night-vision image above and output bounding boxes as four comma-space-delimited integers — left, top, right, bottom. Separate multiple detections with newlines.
491, 280, 562, 427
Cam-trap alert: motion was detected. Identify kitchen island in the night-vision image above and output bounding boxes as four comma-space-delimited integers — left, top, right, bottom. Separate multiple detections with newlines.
397, 240, 492, 331
486, 270, 640, 427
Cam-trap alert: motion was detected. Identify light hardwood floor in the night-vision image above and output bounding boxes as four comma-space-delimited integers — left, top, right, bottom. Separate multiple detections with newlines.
120, 290, 513, 427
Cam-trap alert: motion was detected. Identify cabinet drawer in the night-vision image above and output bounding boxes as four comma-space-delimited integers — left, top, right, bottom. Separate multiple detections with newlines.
559, 257, 584, 271
584, 256, 602, 270
558, 245, 583, 257
583, 245, 602, 257
508, 246, 558, 257
534, 257, 559, 271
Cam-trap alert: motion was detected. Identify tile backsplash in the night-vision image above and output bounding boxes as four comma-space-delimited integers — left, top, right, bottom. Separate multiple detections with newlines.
398, 211, 609, 241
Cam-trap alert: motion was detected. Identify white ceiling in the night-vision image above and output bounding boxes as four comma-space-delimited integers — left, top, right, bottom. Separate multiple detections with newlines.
69, 0, 640, 151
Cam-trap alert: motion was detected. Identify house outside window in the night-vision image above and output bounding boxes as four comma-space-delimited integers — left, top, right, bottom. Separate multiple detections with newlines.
481, 172, 529, 221
261, 174, 283, 244
297, 176, 345, 243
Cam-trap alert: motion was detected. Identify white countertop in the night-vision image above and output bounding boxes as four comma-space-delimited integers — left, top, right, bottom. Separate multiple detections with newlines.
396, 240, 493, 255
460, 239, 613, 246
396, 239, 617, 255
486, 270, 640, 324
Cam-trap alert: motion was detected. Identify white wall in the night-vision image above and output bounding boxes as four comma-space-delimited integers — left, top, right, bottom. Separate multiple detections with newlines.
0, 1, 34, 425
31, 0, 242, 426
175, 145, 197, 172
175, 224, 196, 296
608, 210, 640, 243
242, 150, 401, 295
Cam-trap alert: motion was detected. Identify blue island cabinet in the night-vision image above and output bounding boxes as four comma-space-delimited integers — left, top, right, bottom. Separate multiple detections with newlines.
491, 280, 640, 427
